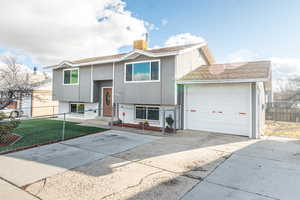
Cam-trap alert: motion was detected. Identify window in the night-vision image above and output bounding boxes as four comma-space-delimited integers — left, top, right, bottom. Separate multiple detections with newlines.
135, 106, 159, 121
70, 104, 84, 114
64, 69, 79, 84
125, 61, 159, 82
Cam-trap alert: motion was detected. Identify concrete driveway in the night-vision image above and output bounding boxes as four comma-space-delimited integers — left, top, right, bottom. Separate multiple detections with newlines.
0, 130, 300, 200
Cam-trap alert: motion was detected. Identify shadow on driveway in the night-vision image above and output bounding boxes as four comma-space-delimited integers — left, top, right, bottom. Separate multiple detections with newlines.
1, 130, 300, 199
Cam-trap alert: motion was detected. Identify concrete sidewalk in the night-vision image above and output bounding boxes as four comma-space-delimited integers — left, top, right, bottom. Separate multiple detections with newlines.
0, 179, 38, 200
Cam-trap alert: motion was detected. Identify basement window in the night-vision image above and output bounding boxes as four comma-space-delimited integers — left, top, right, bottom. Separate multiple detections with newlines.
135, 106, 159, 121
70, 104, 85, 114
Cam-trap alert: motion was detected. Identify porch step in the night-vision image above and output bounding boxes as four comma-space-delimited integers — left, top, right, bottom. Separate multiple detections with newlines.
95, 117, 113, 122
79, 119, 110, 128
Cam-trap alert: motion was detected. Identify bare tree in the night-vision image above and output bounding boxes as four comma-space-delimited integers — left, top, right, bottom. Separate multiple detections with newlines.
0, 56, 42, 110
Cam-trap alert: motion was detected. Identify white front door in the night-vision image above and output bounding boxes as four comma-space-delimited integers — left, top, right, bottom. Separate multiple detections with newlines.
184, 83, 251, 137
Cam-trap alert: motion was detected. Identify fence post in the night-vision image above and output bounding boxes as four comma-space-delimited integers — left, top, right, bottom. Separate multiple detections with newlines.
174, 107, 177, 134
110, 104, 114, 129
162, 108, 165, 134
62, 113, 66, 140
52, 106, 55, 117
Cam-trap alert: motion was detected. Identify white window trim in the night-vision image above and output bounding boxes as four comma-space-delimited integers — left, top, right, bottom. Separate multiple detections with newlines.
70, 103, 85, 114
124, 60, 160, 83
134, 105, 160, 121
63, 68, 80, 85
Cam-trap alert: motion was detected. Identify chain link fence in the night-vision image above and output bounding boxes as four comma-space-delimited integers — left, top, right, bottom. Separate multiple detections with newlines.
0, 108, 106, 154
0, 105, 180, 154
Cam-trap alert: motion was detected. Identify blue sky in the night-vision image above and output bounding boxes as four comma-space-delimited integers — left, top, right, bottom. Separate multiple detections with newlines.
0, 0, 299, 83
124, 0, 300, 61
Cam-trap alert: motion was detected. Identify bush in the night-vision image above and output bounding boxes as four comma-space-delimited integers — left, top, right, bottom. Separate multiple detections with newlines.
0, 112, 20, 143
0, 112, 6, 121
165, 115, 174, 129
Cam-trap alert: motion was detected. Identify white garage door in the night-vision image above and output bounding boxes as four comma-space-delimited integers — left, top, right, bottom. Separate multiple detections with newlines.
184, 83, 251, 136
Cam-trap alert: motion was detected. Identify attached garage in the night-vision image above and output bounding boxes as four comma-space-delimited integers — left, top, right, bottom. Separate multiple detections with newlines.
178, 61, 271, 138
184, 83, 251, 137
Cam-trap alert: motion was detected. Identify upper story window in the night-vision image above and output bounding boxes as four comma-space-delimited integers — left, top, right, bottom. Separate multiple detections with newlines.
125, 60, 160, 82
63, 69, 79, 85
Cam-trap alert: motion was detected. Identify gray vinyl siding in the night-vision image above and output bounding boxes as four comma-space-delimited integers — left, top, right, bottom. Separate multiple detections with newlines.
79, 67, 92, 102
52, 49, 202, 105
52, 66, 92, 102
93, 80, 113, 103
175, 48, 207, 79
93, 63, 113, 80
114, 55, 176, 105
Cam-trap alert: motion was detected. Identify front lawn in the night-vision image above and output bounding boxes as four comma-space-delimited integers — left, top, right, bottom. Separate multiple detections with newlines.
265, 120, 300, 138
0, 119, 107, 153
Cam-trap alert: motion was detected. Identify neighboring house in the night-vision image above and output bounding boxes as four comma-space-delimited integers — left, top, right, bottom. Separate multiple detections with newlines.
0, 72, 58, 117
47, 40, 271, 138
22, 79, 59, 117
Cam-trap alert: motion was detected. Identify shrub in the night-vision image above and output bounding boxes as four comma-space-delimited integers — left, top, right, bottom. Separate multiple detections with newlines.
165, 115, 174, 129
144, 120, 149, 126
0, 112, 6, 121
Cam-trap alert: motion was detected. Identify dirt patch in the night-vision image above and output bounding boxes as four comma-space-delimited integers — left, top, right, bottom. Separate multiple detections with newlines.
265, 121, 300, 138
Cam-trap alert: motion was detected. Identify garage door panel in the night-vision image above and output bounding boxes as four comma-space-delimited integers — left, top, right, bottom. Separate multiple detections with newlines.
185, 83, 251, 136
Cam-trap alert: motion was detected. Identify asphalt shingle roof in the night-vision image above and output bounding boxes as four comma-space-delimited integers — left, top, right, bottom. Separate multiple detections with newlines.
180, 60, 271, 81
70, 43, 201, 64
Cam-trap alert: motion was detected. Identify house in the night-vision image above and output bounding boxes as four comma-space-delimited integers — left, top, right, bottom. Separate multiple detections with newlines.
0, 72, 58, 117
22, 78, 59, 117
47, 40, 271, 138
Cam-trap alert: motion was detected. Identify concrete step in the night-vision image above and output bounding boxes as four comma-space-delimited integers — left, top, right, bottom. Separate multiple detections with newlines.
95, 116, 114, 122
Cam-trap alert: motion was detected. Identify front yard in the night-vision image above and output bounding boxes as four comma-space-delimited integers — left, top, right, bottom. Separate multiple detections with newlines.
265, 120, 300, 138
0, 118, 107, 153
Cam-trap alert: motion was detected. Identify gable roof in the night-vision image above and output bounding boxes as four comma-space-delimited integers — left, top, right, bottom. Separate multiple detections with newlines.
178, 60, 271, 83
46, 42, 212, 69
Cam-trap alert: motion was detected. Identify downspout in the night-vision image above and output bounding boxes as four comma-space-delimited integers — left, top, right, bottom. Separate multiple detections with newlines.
160, 60, 163, 128
112, 62, 115, 104
113, 62, 117, 118
90, 64, 94, 103
78, 69, 80, 102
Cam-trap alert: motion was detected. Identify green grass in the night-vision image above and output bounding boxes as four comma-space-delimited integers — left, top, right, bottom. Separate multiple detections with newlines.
0, 119, 107, 153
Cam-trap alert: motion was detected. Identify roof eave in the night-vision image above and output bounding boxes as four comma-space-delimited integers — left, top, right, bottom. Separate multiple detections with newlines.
44, 42, 207, 69
177, 78, 270, 84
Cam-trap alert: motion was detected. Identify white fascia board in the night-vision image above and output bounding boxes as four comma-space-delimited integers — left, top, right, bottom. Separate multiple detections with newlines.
178, 42, 207, 54
177, 78, 269, 84
44, 42, 207, 69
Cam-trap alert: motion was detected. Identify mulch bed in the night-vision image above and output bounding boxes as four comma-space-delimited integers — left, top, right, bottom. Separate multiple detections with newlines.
114, 123, 176, 133
0, 133, 21, 147
114, 123, 162, 131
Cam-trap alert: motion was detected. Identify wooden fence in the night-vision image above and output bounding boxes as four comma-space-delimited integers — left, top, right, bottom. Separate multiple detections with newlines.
266, 103, 300, 122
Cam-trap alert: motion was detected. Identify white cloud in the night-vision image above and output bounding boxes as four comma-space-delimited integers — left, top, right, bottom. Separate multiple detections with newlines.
164, 33, 205, 47
0, 53, 35, 74
270, 57, 300, 80
225, 49, 300, 91
0, 0, 150, 65
225, 49, 261, 63
161, 19, 168, 26
144, 21, 158, 31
